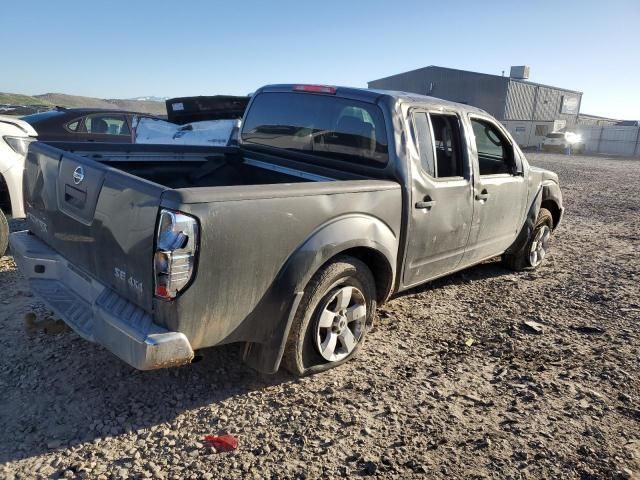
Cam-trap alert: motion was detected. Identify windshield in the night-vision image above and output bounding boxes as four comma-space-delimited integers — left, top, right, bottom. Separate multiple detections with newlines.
241, 92, 389, 167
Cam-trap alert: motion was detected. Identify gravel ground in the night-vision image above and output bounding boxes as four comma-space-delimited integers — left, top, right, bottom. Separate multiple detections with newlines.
0, 153, 638, 480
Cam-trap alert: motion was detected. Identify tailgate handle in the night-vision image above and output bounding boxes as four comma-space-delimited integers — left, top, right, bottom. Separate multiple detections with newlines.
64, 185, 87, 208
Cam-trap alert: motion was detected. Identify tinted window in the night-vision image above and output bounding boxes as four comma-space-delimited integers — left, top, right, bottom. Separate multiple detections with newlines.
84, 114, 130, 135
241, 92, 388, 167
429, 113, 463, 177
472, 119, 514, 175
66, 120, 80, 132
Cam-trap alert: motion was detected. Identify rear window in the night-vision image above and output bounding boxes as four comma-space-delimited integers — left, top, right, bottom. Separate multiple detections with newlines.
21, 110, 65, 123
241, 92, 389, 167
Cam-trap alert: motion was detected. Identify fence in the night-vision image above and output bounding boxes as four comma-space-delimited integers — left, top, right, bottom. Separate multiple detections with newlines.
576, 125, 640, 157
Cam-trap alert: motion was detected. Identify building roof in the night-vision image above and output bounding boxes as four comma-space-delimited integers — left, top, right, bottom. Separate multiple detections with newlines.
578, 112, 619, 121
369, 65, 583, 95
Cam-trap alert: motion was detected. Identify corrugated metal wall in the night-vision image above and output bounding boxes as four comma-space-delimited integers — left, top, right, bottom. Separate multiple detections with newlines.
368, 67, 433, 95
505, 81, 581, 126
368, 67, 582, 127
368, 67, 509, 119
504, 81, 536, 121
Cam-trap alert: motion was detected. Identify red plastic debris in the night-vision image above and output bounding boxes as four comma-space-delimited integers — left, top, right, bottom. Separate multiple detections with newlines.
204, 434, 238, 452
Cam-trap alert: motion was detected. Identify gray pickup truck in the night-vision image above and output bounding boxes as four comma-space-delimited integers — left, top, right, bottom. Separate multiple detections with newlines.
10, 84, 563, 376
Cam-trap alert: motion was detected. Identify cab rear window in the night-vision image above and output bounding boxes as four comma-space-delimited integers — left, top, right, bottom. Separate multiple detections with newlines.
241, 92, 388, 167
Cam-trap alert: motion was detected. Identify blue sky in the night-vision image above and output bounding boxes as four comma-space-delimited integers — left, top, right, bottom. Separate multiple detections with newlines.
1, 0, 638, 119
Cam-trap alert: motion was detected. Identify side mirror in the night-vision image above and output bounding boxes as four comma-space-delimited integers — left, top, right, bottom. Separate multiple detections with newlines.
512, 149, 524, 176
514, 158, 524, 176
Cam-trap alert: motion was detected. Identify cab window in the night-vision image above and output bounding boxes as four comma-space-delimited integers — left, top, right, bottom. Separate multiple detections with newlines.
66, 120, 80, 132
471, 118, 515, 175
241, 92, 388, 167
82, 114, 130, 135
412, 112, 464, 178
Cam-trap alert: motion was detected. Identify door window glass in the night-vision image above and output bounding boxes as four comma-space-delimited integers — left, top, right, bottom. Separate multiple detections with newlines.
66, 120, 80, 132
472, 119, 515, 175
412, 112, 435, 177
412, 112, 464, 178
84, 114, 130, 135
429, 113, 463, 178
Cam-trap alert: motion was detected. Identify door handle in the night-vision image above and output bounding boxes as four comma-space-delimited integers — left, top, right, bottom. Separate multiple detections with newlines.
415, 196, 437, 209
475, 189, 489, 201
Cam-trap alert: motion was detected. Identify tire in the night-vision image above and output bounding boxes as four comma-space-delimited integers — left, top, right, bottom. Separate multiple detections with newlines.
0, 208, 8, 258
503, 208, 553, 271
282, 255, 376, 377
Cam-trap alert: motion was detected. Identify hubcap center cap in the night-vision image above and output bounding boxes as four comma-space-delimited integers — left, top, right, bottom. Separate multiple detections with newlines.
333, 315, 347, 333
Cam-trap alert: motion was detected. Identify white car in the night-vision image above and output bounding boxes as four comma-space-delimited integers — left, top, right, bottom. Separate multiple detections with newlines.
542, 131, 584, 153
0, 115, 36, 256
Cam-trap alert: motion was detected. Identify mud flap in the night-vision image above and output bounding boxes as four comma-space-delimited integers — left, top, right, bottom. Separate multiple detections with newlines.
505, 189, 542, 255
242, 291, 304, 374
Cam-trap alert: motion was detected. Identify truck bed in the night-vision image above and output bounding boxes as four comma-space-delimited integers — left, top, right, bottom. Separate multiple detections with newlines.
50, 142, 337, 189
16, 139, 402, 371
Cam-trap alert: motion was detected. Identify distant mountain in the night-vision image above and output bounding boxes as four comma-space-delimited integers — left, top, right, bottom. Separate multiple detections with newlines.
128, 96, 169, 102
0, 92, 167, 116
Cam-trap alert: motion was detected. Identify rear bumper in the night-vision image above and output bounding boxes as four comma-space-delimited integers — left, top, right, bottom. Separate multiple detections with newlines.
9, 230, 194, 370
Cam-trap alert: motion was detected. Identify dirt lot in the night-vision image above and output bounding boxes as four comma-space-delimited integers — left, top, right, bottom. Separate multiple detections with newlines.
0, 153, 638, 480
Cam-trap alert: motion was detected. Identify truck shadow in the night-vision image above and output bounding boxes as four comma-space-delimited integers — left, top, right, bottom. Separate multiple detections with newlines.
0, 334, 293, 463
0, 254, 516, 464
0, 219, 295, 463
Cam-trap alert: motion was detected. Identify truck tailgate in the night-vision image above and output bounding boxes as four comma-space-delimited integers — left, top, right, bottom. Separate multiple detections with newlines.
23, 142, 165, 312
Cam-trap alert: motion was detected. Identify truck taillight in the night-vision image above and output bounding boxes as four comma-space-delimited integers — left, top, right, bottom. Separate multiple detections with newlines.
154, 209, 199, 300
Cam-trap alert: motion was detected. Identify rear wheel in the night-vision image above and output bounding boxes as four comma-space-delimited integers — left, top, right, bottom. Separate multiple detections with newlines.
283, 256, 376, 376
0, 209, 8, 258
503, 208, 553, 271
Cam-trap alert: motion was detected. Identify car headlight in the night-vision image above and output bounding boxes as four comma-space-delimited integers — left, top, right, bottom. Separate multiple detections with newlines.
3, 136, 34, 156
564, 133, 582, 145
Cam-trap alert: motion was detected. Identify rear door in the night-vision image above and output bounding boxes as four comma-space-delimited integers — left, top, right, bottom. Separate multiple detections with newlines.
461, 115, 526, 266
23, 142, 165, 311
402, 110, 474, 287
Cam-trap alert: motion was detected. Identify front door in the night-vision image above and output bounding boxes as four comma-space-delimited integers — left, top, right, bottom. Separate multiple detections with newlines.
402, 110, 474, 287
461, 116, 527, 266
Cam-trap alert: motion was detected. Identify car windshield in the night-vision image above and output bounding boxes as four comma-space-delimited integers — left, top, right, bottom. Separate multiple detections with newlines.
21, 110, 65, 123
241, 92, 389, 167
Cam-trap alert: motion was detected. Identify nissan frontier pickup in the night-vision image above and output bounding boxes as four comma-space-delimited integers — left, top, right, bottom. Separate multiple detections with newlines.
10, 84, 563, 376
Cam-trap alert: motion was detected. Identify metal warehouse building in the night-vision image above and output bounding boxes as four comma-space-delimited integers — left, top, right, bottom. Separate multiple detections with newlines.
368, 66, 582, 147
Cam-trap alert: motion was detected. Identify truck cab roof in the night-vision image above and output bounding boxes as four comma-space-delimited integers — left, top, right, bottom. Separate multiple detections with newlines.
257, 84, 490, 116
